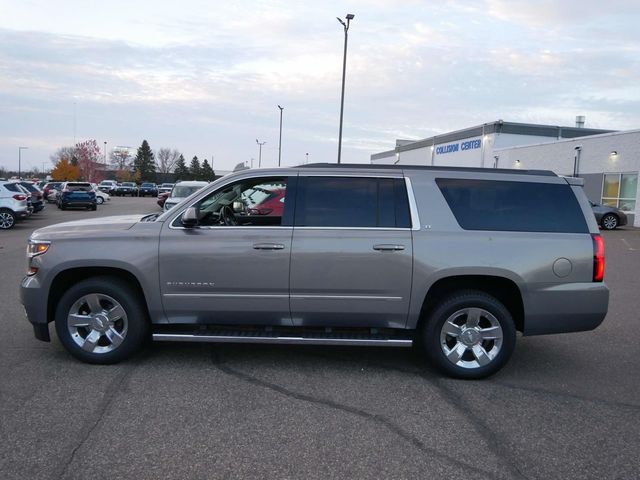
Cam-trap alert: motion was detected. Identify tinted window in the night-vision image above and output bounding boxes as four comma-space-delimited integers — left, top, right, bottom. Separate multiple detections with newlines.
436, 178, 588, 233
295, 177, 411, 228
4, 183, 20, 193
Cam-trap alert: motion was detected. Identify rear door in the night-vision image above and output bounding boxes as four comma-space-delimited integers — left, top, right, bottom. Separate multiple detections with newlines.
289, 174, 413, 329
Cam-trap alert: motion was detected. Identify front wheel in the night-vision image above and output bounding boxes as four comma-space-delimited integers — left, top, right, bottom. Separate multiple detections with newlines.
601, 214, 618, 230
54, 277, 149, 364
96, 196, 104, 205
421, 290, 516, 379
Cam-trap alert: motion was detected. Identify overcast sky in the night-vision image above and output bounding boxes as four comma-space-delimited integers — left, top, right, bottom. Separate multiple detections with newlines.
1, 0, 639, 172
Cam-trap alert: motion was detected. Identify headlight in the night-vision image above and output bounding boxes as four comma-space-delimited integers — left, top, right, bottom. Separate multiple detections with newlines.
27, 240, 51, 258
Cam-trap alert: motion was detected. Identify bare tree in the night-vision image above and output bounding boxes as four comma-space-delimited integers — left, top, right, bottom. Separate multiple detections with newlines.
110, 148, 132, 170
50, 146, 77, 166
156, 148, 181, 174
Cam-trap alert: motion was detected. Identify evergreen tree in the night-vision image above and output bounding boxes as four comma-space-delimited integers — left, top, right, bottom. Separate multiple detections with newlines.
133, 140, 156, 182
189, 156, 202, 180
201, 158, 215, 181
173, 154, 189, 181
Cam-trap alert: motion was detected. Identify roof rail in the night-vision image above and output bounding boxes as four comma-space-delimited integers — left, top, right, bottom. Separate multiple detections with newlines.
297, 163, 557, 177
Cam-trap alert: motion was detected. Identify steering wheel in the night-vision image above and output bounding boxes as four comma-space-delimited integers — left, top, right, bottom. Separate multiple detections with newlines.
220, 205, 238, 226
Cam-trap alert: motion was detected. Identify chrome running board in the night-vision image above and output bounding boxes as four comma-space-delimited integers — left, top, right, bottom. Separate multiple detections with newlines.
152, 332, 413, 347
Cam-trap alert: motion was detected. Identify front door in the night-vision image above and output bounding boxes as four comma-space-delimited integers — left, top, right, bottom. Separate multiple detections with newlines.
289, 175, 413, 329
159, 175, 295, 326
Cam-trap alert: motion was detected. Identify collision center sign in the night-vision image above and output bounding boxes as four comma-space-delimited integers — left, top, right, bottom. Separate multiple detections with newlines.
435, 139, 482, 155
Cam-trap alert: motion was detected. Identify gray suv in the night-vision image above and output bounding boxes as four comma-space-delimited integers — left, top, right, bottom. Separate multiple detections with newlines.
20, 165, 609, 378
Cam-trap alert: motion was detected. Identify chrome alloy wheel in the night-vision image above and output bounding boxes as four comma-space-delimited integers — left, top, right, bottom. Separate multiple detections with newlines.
440, 307, 503, 369
0, 211, 15, 229
67, 293, 128, 354
602, 214, 618, 230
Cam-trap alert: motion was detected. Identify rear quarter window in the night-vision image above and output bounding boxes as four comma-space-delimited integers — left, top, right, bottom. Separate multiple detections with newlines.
436, 178, 588, 233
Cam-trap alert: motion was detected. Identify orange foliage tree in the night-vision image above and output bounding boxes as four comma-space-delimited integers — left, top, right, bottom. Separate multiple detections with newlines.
51, 159, 81, 181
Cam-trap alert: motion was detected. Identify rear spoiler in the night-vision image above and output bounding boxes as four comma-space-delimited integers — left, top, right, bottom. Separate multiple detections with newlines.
561, 176, 584, 187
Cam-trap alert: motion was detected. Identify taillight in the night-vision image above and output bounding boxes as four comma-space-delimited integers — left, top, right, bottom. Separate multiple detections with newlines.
13, 194, 27, 201
592, 234, 605, 282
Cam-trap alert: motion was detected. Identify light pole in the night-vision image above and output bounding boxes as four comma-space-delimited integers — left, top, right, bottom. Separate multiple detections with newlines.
256, 139, 266, 168
305, 152, 309, 164
277, 105, 284, 167
18, 146, 28, 179
336, 13, 354, 164
104, 141, 107, 167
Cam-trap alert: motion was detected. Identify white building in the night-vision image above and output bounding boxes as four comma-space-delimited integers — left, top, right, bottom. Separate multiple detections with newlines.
371, 120, 639, 226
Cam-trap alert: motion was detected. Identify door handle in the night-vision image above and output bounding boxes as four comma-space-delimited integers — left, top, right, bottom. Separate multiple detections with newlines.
253, 243, 285, 250
373, 244, 405, 251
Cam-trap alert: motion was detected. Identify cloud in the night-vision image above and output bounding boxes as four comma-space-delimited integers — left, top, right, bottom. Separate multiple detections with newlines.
0, 0, 639, 171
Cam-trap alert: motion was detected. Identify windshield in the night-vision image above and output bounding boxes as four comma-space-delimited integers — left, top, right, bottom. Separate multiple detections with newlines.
141, 183, 154, 187
122, 182, 135, 187
172, 185, 204, 198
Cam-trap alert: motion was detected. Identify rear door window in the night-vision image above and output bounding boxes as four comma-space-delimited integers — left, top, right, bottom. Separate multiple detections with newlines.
295, 176, 411, 228
436, 178, 588, 233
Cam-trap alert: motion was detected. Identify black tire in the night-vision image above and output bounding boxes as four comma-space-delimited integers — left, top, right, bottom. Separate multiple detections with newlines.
91, 204, 97, 211
96, 197, 104, 205
54, 276, 149, 364
601, 213, 618, 230
60, 204, 66, 211
421, 290, 516, 379
0, 208, 16, 229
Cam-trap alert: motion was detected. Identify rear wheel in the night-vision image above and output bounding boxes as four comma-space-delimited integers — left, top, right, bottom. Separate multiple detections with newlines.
54, 277, 149, 364
0, 208, 16, 229
422, 290, 516, 379
601, 213, 618, 230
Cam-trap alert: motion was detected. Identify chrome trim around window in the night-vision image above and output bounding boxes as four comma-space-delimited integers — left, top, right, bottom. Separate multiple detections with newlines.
293, 227, 410, 231
404, 177, 421, 231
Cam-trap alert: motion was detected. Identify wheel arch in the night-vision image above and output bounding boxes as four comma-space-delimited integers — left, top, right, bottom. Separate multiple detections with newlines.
417, 274, 525, 333
47, 267, 150, 325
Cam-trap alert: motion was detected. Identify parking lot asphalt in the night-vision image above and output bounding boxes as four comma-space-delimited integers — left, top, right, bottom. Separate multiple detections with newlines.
1, 197, 639, 480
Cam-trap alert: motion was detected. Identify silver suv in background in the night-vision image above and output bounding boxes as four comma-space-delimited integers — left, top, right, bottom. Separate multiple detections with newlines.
163, 181, 208, 211
20, 165, 609, 379
0, 181, 30, 229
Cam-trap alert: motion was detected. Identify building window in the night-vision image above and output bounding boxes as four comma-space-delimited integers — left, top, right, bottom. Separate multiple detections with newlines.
602, 173, 638, 212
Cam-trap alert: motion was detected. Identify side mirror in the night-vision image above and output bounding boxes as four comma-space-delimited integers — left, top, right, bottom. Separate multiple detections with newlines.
181, 207, 199, 228
232, 201, 244, 213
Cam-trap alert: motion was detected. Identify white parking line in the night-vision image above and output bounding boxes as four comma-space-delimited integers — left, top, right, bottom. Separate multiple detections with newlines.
621, 238, 636, 251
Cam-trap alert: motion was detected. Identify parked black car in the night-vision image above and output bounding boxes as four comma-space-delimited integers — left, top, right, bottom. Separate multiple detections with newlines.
115, 182, 138, 197
17, 182, 45, 213
138, 182, 158, 197
590, 201, 628, 230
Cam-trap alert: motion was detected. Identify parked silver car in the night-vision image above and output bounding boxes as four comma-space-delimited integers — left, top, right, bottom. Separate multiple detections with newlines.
590, 201, 628, 230
20, 165, 609, 378
0, 181, 30, 229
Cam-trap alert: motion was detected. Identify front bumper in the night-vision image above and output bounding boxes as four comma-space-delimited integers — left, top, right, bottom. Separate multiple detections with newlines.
20, 275, 51, 341
524, 282, 609, 336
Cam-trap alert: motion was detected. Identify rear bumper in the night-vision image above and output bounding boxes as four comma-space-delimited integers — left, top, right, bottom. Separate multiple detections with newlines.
523, 282, 609, 336
61, 200, 96, 207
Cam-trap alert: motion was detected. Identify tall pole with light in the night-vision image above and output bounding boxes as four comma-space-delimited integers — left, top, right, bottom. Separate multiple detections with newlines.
336, 13, 354, 164
256, 139, 266, 168
104, 141, 107, 167
18, 146, 28, 179
277, 105, 284, 167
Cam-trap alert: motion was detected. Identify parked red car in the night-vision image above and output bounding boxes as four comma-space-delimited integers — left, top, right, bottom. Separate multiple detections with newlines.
157, 191, 170, 209
247, 188, 285, 216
